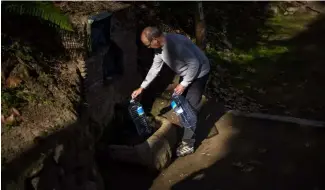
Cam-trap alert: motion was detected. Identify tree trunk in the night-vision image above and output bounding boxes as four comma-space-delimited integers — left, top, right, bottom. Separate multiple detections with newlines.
195, 1, 207, 51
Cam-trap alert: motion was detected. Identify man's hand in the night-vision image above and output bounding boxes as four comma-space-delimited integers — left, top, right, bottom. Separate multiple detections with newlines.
174, 84, 186, 95
131, 87, 144, 99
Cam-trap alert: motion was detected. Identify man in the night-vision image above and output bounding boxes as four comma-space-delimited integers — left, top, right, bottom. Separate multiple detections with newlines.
131, 26, 210, 157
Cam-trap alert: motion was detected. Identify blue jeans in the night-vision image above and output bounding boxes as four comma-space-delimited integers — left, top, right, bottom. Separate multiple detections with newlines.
180, 73, 209, 142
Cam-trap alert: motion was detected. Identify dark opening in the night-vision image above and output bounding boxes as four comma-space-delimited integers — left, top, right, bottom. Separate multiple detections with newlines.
99, 100, 159, 146
89, 12, 112, 52
89, 12, 124, 83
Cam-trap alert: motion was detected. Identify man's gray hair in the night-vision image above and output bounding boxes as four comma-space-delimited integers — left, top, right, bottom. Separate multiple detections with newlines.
144, 26, 162, 41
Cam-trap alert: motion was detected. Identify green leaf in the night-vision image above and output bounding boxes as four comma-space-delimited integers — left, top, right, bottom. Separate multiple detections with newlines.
3, 2, 73, 32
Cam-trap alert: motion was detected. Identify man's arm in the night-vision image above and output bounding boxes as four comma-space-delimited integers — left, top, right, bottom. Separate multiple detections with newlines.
140, 53, 164, 89
179, 46, 201, 87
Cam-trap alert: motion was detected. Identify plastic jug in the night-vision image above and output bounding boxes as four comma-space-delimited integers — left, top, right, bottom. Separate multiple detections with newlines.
128, 100, 152, 136
170, 94, 197, 129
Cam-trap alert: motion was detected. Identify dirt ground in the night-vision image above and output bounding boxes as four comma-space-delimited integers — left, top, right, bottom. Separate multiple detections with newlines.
151, 113, 325, 190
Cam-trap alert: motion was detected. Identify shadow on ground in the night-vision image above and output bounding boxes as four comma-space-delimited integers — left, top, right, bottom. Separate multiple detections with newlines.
2, 113, 92, 189
171, 114, 325, 190
195, 97, 225, 148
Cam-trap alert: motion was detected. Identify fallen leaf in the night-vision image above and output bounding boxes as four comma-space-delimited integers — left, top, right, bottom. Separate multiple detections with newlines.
5, 76, 22, 88
11, 108, 20, 116
5, 114, 15, 125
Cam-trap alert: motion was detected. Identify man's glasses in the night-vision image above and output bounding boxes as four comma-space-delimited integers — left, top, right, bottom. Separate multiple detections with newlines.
145, 40, 152, 48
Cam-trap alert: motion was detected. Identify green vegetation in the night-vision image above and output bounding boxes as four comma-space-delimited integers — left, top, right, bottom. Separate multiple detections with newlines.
1, 86, 26, 117
266, 13, 316, 40
206, 9, 324, 119
2, 1, 73, 31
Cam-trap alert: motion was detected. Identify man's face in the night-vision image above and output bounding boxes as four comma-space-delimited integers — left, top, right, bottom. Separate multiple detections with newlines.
141, 33, 161, 49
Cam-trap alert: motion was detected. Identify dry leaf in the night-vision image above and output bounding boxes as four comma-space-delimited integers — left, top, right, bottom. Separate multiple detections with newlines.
5, 114, 15, 125
11, 108, 20, 116
5, 76, 22, 88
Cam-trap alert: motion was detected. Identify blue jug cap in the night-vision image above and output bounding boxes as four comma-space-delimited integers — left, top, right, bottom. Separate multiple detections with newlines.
171, 101, 177, 109
137, 107, 144, 115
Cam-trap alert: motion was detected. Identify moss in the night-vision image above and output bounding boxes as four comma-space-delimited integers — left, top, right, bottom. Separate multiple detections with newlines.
207, 45, 289, 66
266, 13, 317, 40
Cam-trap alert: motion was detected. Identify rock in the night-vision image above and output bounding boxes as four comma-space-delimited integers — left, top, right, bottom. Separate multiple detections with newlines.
31, 177, 40, 189
53, 144, 64, 164
57, 142, 78, 172
29, 163, 45, 178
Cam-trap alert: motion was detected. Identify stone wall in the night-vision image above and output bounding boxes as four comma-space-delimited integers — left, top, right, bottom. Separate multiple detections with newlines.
2, 7, 142, 190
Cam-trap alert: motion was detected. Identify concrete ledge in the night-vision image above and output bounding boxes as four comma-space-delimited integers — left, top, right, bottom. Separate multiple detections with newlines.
108, 116, 179, 171
229, 110, 325, 127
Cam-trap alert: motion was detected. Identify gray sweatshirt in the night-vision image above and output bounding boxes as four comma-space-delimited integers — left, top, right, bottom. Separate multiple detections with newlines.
140, 33, 210, 89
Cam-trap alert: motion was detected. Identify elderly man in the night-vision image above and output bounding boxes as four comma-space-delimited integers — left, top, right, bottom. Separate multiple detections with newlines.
131, 26, 210, 157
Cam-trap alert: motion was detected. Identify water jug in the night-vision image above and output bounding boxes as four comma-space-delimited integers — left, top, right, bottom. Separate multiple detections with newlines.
128, 100, 152, 136
170, 94, 197, 129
